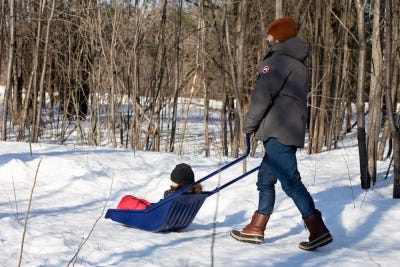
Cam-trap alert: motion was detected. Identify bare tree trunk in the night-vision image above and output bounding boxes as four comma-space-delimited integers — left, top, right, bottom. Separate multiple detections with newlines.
320, 0, 335, 151
32, 0, 55, 143
17, 1, 44, 141
179, 79, 199, 155
179, 11, 201, 156
308, 0, 322, 154
219, 5, 229, 157
378, 1, 399, 161
230, 1, 248, 158
332, 0, 352, 148
221, 95, 229, 156
145, 0, 167, 151
1, 0, 15, 141
200, 0, 211, 157
378, 54, 399, 160
384, 0, 400, 198
130, 0, 144, 151
169, 0, 183, 153
367, 0, 383, 185
109, 3, 119, 148
355, 0, 370, 189
275, 0, 283, 18
224, 13, 236, 156
0, 0, 5, 81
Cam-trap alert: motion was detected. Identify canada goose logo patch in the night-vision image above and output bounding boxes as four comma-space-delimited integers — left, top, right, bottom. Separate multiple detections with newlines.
262, 65, 270, 73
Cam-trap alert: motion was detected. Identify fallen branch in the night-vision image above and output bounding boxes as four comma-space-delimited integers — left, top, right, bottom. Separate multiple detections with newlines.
67, 173, 114, 266
18, 157, 42, 267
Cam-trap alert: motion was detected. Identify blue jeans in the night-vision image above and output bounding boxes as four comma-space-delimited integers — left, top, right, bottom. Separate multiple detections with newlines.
256, 138, 317, 219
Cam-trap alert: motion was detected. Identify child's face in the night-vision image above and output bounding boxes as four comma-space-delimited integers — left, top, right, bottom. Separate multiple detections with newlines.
171, 181, 179, 187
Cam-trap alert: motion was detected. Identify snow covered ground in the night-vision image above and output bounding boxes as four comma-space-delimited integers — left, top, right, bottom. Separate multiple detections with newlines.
1, 131, 399, 266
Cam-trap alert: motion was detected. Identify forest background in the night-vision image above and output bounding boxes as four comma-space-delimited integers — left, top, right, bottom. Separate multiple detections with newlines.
0, 0, 399, 195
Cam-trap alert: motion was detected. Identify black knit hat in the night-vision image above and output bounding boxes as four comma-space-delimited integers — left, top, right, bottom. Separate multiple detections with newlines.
170, 163, 195, 186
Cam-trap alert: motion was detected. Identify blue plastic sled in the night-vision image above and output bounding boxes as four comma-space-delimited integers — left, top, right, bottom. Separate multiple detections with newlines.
105, 134, 260, 232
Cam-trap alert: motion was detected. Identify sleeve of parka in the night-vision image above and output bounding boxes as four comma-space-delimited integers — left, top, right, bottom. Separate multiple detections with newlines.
243, 58, 290, 134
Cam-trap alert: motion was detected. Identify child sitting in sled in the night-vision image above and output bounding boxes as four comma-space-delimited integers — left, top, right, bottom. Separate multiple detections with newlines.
117, 163, 202, 210
163, 163, 202, 197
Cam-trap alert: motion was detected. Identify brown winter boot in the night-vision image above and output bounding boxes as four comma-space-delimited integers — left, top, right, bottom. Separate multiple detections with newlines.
299, 211, 333, 251
230, 211, 269, 244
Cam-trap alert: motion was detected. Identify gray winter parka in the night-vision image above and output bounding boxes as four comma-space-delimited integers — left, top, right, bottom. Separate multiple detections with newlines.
243, 37, 310, 148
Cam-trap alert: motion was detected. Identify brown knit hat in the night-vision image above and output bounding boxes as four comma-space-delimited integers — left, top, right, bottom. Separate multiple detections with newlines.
267, 17, 297, 42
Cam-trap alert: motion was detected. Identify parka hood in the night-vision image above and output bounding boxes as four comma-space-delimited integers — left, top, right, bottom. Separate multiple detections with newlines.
270, 37, 309, 62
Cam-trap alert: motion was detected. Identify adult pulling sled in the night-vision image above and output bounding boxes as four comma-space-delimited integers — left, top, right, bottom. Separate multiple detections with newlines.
105, 134, 259, 232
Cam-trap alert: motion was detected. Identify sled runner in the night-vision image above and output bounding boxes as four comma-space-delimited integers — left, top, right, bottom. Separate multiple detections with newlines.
105, 134, 259, 232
